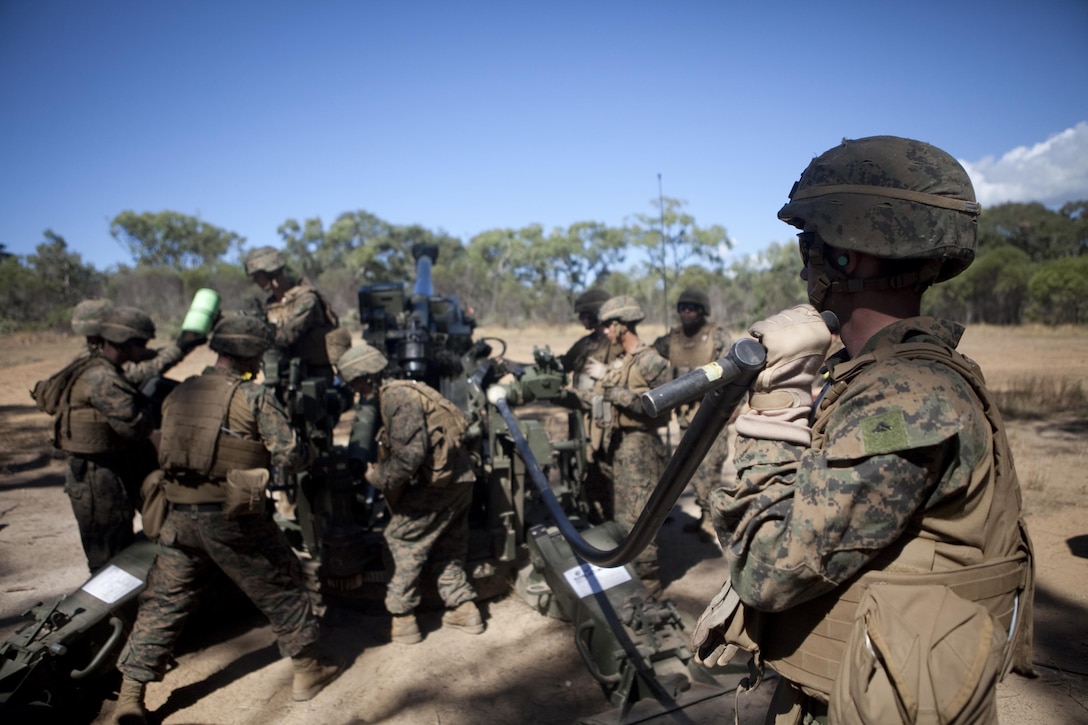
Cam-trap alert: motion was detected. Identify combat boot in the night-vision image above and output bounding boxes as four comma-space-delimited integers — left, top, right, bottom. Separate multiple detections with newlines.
291, 646, 343, 702
112, 677, 147, 725
442, 600, 484, 634
391, 612, 422, 644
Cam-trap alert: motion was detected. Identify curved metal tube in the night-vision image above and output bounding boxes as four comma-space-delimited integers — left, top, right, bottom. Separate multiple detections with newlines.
641, 337, 766, 418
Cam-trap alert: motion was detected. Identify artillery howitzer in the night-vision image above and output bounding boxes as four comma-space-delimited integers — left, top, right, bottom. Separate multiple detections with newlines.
1, 242, 829, 722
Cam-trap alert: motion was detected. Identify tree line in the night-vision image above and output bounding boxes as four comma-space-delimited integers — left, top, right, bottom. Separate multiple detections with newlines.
1, 199, 1085, 336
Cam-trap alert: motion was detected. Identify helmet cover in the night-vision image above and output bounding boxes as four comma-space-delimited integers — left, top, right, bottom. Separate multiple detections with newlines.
599, 295, 646, 324
337, 342, 389, 382
777, 135, 980, 282
99, 306, 156, 344
209, 315, 274, 358
244, 246, 287, 275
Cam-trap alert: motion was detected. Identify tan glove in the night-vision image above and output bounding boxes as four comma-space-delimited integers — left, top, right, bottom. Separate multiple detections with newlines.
583, 356, 607, 381
735, 305, 831, 445
747, 304, 831, 411
691, 578, 743, 667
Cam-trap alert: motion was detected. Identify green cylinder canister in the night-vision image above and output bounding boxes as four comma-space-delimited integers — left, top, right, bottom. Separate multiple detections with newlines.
181, 288, 221, 334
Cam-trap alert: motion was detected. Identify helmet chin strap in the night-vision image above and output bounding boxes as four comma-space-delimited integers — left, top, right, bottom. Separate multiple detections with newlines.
807, 241, 942, 309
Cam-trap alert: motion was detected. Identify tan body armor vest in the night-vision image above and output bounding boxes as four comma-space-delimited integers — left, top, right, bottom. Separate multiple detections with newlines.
760, 341, 1035, 698
601, 348, 659, 432
664, 324, 717, 426
664, 324, 716, 375
265, 284, 342, 366
381, 380, 469, 488
159, 373, 270, 502
55, 356, 128, 455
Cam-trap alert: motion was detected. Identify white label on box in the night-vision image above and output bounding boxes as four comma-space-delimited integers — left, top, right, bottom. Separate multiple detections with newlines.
563, 562, 631, 598
82, 565, 143, 604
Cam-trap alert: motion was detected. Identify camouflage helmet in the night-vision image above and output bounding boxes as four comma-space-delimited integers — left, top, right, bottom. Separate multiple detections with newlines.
71, 298, 114, 337
336, 342, 389, 383
599, 295, 645, 324
677, 287, 710, 315
243, 246, 287, 275
574, 288, 610, 315
209, 315, 274, 358
778, 136, 980, 282
99, 306, 156, 344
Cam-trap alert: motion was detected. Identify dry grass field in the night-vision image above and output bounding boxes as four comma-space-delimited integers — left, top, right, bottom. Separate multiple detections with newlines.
1, 321, 1086, 723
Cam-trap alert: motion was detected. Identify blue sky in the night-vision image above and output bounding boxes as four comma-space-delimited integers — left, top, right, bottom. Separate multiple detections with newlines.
2, 1, 1086, 273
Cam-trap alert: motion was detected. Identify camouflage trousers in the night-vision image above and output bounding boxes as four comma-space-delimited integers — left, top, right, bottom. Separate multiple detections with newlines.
118, 505, 319, 683
63, 450, 152, 573
608, 428, 668, 584
582, 456, 614, 525
383, 478, 475, 615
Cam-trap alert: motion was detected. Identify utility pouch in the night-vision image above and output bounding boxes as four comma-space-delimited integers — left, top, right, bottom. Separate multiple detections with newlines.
224, 468, 270, 518
68, 457, 88, 482
140, 469, 168, 541
830, 583, 1005, 725
382, 479, 406, 513
590, 395, 612, 428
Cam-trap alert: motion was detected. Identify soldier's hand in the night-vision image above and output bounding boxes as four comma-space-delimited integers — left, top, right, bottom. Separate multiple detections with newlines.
176, 330, 207, 353
603, 386, 635, 408
364, 462, 377, 486
584, 357, 607, 381
747, 304, 831, 410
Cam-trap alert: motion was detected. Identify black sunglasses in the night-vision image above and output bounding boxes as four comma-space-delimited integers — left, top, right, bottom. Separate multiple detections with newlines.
677, 303, 701, 313
798, 231, 817, 267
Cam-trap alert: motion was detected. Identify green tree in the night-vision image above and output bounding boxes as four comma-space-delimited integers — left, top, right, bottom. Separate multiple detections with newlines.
1026, 256, 1088, 324
978, 201, 1085, 261
110, 211, 244, 270
626, 196, 731, 325
278, 216, 331, 280
717, 242, 807, 330
925, 245, 1033, 324
26, 230, 105, 305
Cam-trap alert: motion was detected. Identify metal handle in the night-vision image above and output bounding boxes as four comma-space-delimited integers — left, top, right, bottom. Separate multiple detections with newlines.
70, 615, 124, 680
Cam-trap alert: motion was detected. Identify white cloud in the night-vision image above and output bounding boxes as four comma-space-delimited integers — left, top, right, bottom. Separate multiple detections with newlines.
960, 121, 1088, 209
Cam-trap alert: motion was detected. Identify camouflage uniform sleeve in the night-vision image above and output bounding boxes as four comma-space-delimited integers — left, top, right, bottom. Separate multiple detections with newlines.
84, 365, 154, 441
248, 382, 310, 472
275, 288, 324, 349
607, 347, 672, 410
637, 346, 673, 389
651, 332, 670, 360
122, 342, 186, 387
717, 357, 988, 612
371, 386, 427, 492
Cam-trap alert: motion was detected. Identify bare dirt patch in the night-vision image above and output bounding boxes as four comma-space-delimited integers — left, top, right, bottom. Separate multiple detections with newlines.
1, 325, 1086, 724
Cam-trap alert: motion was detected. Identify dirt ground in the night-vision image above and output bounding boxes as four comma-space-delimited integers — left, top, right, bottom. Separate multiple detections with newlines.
1, 324, 1086, 724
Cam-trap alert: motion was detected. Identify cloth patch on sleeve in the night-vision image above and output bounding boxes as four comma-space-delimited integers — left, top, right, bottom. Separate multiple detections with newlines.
860, 409, 910, 454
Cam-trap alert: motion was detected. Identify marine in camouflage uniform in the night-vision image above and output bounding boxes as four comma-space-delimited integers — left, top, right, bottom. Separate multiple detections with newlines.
651, 287, 733, 538
244, 245, 349, 383
559, 288, 623, 523
337, 342, 484, 645
590, 295, 672, 593
114, 315, 338, 723
71, 297, 205, 388
692, 137, 1034, 723
50, 306, 157, 573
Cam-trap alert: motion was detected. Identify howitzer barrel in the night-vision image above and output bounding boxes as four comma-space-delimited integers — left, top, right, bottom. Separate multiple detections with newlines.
412, 243, 439, 297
